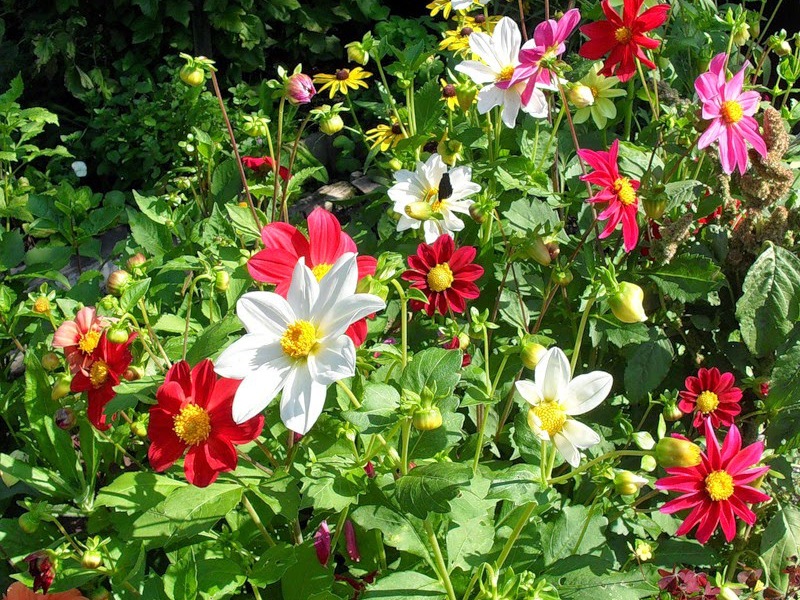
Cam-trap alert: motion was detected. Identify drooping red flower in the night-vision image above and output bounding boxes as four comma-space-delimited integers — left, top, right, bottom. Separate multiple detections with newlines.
402, 235, 483, 317
678, 367, 742, 433
577, 139, 640, 252
578, 0, 670, 82
656, 422, 770, 544
52, 306, 109, 374
23, 553, 55, 594
70, 331, 136, 430
147, 360, 264, 488
247, 207, 378, 345
242, 156, 291, 181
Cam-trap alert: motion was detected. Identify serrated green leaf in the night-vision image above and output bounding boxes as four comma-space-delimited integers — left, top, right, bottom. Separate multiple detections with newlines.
646, 254, 723, 302
395, 462, 472, 519
342, 383, 401, 433
761, 505, 800, 590
401, 348, 463, 398
120, 278, 151, 313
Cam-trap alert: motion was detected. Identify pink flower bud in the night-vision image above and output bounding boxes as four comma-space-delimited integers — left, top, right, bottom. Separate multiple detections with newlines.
286, 73, 316, 105
344, 520, 361, 562
363, 461, 376, 478
314, 520, 331, 567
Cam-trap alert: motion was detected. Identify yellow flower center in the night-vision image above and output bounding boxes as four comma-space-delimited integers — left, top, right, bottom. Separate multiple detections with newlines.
423, 187, 439, 203
33, 297, 51, 314
589, 86, 599, 98
311, 263, 332, 281
173, 404, 212, 445
280, 320, 318, 359
614, 27, 632, 43
78, 330, 101, 354
613, 178, 637, 206
530, 401, 567, 437
89, 360, 109, 388
720, 100, 744, 125
705, 470, 734, 501
696, 390, 720, 414
496, 65, 515, 82
427, 263, 454, 292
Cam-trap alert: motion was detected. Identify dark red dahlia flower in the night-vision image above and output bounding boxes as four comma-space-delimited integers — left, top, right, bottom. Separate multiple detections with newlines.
678, 367, 742, 433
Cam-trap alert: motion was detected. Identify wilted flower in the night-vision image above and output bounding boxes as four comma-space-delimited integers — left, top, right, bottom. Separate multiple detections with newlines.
24, 553, 55, 594
285, 72, 316, 105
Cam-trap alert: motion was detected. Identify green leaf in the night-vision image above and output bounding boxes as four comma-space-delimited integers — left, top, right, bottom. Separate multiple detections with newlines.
186, 314, 243, 363
363, 572, 445, 599
249, 543, 297, 587
120, 278, 151, 313
547, 555, 657, 600
127, 207, 174, 256
540, 504, 608, 566
736, 244, 800, 356
487, 464, 542, 503
765, 330, 800, 413
624, 336, 673, 402
0, 229, 25, 270
502, 198, 560, 238
401, 348, 463, 398
211, 159, 243, 205
350, 504, 429, 559
654, 539, 721, 567
646, 254, 724, 302
589, 315, 650, 348
133, 190, 171, 224
342, 383, 401, 433
761, 505, 800, 591
95, 472, 187, 512
0, 452, 74, 499
301, 457, 366, 512
395, 462, 473, 519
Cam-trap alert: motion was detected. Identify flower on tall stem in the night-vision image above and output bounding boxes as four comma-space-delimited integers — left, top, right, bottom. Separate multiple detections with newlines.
515, 347, 613, 467
147, 360, 264, 488
695, 53, 767, 175
215, 253, 385, 433
578, 0, 670, 82
247, 208, 377, 346
656, 422, 770, 544
455, 17, 549, 128
70, 331, 136, 430
439, 14, 498, 58
402, 235, 483, 316
388, 153, 480, 243
313, 68, 372, 99
577, 138, 641, 252
285, 72, 316, 105
678, 367, 742, 433
52, 306, 108, 374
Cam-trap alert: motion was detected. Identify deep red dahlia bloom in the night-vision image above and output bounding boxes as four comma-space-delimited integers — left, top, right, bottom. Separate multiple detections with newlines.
242, 156, 291, 181
678, 367, 742, 433
577, 139, 640, 252
247, 207, 378, 345
578, 0, 669, 82
656, 422, 770, 544
70, 332, 136, 430
24, 553, 55, 594
402, 235, 483, 317
147, 360, 264, 488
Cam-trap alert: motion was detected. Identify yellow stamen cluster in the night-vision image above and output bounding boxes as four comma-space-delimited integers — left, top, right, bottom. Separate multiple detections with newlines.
427, 263, 454, 292
696, 390, 720, 414
33, 297, 51, 314
496, 65, 515, 82
89, 361, 109, 388
720, 100, 744, 125
614, 27, 632, 43
281, 320, 318, 359
312, 263, 333, 281
613, 178, 637, 206
173, 404, 212, 445
529, 401, 568, 437
79, 330, 102, 354
705, 469, 734, 501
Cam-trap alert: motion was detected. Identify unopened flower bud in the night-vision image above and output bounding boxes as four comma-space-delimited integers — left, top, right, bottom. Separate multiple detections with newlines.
363, 461, 376, 478
526, 237, 551, 266
81, 550, 103, 570
437, 138, 463, 166
568, 83, 595, 108
614, 470, 648, 496
98, 295, 119, 312
457, 332, 470, 350
51, 375, 72, 401
608, 282, 647, 323
55, 407, 77, 430
33, 296, 51, 314
25, 551, 55, 593
41, 352, 60, 371
130, 421, 147, 438
718, 586, 740, 600
404, 201, 434, 221
769, 36, 792, 57
314, 520, 331, 567
214, 270, 230, 292
18, 513, 40, 534
469, 203, 487, 224
655, 437, 702, 468
732, 22, 750, 47
286, 73, 316, 105
123, 366, 143, 381
107, 270, 131, 297
388, 158, 403, 171
663, 401, 683, 422
456, 85, 477, 112
345, 41, 369, 65
242, 115, 270, 138
642, 192, 667, 220
551, 267, 573, 287
126, 253, 147, 273
413, 406, 443, 431
344, 520, 361, 562
107, 327, 129, 344
319, 114, 344, 136
520, 342, 547, 369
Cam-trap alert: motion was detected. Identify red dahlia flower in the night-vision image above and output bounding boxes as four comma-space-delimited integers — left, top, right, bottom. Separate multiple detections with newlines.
402, 235, 483, 316
52, 306, 108, 374
577, 139, 640, 252
579, 0, 669, 83
70, 331, 136, 430
147, 359, 264, 487
242, 156, 291, 182
247, 207, 378, 345
678, 367, 742, 433
656, 422, 770, 544
4, 582, 87, 600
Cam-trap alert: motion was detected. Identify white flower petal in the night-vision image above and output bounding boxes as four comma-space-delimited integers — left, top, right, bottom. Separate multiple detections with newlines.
515, 379, 543, 405
231, 358, 292, 423
423, 220, 446, 243
553, 432, 581, 467
286, 258, 319, 320
236, 292, 294, 336
495, 17, 521, 65
467, 32, 502, 73
318, 293, 386, 339
308, 335, 356, 385
535, 347, 571, 402
563, 371, 613, 415
423, 154, 448, 190
439, 209, 465, 233
397, 214, 421, 231
477, 85, 504, 114
312, 253, 359, 320
500, 90, 522, 128
280, 368, 328, 434
521, 87, 549, 118
455, 61, 497, 84
562, 419, 601, 450
215, 336, 285, 379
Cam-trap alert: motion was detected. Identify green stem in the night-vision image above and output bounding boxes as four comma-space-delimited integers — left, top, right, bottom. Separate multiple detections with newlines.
374, 58, 408, 137
401, 418, 412, 476
273, 96, 286, 221
623, 78, 635, 141
138, 299, 171, 367
548, 450, 650, 485
242, 494, 277, 546
495, 502, 537, 571
181, 274, 212, 361
570, 296, 596, 374
280, 113, 311, 222
330, 505, 350, 558
424, 519, 457, 600
535, 103, 565, 172
337, 380, 402, 467
390, 279, 408, 368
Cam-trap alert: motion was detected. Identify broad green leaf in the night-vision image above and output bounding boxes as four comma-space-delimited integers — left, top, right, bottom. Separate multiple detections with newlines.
761, 505, 800, 591
127, 207, 174, 256
120, 278, 151, 313
342, 383, 401, 433
646, 254, 724, 303
395, 462, 472, 519
186, 314, 243, 363
0, 453, 74, 499
350, 504, 429, 559
249, 544, 297, 587
653, 539, 721, 567
540, 504, 608, 566
487, 464, 543, 503
401, 348, 463, 398
362, 572, 445, 599
624, 336, 673, 402
589, 315, 650, 348
547, 555, 657, 600
502, 198, 560, 238
95, 472, 186, 512
301, 457, 366, 512
211, 159, 243, 205
736, 244, 800, 357
133, 190, 171, 224
0, 229, 25, 270
280, 544, 334, 600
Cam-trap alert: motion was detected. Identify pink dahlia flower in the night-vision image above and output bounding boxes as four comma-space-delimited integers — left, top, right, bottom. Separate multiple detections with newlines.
286, 72, 316, 105
52, 306, 108, 374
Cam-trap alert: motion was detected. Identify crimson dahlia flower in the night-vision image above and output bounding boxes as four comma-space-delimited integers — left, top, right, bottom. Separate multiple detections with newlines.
579, 0, 669, 82
656, 422, 770, 544
678, 367, 742, 433
148, 360, 264, 487
242, 156, 291, 181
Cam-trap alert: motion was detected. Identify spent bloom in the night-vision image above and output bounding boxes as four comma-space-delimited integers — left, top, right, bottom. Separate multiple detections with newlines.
656, 422, 770, 544
578, 138, 640, 252
313, 68, 372, 99
52, 306, 109, 374
147, 360, 264, 487
455, 17, 549, 128
572, 63, 626, 129
515, 347, 613, 467
402, 235, 484, 316
579, 0, 670, 82
247, 207, 377, 346
285, 72, 316, 105
695, 53, 767, 175
678, 367, 743, 433
388, 153, 480, 243
23, 553, 55, 594
215, 254, 385, 433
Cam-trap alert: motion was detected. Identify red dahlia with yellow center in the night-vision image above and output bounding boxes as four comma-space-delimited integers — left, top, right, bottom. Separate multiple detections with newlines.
678, 367, 742, 433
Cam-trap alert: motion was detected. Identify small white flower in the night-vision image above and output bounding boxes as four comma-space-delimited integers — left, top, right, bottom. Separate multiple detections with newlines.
515, 347, 612, 467
450, 0, 487, 9
455, 16, 549, 128
71, 161, 88, 178
388, 153, 480, 243
215, 253, 385, 434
